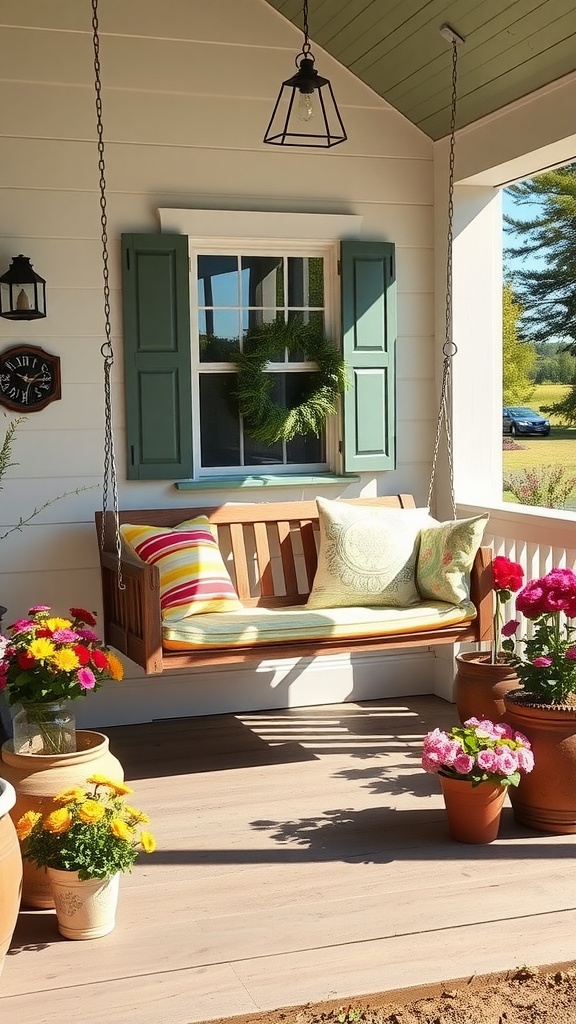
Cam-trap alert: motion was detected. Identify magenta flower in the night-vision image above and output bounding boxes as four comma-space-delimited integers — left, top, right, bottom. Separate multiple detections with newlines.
52, 629, 80, 643
28, 605, 51, 613
501, 619, 519, 637
78, 667, 96, 690
566, 648, 576, 661
422, 718, 533, 787
452, 752, 474, 774
494, 748, 519, 776
533, 656, 553, 668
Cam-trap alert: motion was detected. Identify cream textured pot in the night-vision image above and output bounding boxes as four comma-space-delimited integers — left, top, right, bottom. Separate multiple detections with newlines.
0, 778, 22, 976
1, 731, 123, 908
48, 869, 120, 939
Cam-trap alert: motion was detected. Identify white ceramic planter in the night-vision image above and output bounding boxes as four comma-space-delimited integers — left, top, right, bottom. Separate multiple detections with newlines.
47, 869, 120, 940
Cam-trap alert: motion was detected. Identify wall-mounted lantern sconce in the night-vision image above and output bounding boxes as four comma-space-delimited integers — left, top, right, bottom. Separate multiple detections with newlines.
0, 255, 47, 320
263, 0, 346, 148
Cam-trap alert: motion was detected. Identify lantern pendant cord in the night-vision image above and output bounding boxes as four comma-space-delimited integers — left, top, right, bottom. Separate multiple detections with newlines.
92, 0, 124, 589
427, 36, 460, 520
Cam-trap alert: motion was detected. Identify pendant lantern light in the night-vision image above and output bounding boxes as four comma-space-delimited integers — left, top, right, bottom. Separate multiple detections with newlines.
263, 0, 346, 148
0, 255, 46, 320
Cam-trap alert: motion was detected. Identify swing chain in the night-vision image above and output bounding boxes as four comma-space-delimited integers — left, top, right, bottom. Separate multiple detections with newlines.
92, 0, 124, 590
427, 34, 460, 519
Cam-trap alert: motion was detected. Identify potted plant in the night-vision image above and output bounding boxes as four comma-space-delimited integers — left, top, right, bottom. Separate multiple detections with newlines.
0, 604, 124, 755
500, 566, 576, 834
422, 717, 534, 843
454, 555, 524, 723
16, 775, 155, 939
0, 604, 125, 908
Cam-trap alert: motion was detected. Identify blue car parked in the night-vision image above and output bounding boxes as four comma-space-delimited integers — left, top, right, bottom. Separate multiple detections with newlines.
503, 406, 550, 437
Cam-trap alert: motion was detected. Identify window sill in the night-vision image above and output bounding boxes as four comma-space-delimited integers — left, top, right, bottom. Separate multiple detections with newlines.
175, 473, 360, 491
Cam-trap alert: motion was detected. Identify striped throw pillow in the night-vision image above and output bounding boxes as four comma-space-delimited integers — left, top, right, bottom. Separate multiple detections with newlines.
120, 517, 242, 622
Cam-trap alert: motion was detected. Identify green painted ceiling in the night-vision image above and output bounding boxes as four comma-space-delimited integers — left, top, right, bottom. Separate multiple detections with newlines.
265, 0, 576, 140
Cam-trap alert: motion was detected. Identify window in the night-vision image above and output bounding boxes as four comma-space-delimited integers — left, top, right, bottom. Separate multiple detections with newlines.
192, 245, 336, 475
121, 225, 396, 483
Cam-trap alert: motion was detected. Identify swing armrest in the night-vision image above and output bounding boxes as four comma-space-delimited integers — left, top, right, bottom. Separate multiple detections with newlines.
98, 546, 164, 675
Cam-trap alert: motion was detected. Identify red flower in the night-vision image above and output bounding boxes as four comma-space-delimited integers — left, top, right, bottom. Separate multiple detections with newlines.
73, 644, 91, 666
17, 652, 36, 669
492, 555, 524, 593
70, 607, 97, 627
90, 648, 108, 670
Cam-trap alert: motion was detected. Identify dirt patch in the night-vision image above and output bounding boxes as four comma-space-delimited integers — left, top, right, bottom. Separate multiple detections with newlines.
203, 964, 576, 1024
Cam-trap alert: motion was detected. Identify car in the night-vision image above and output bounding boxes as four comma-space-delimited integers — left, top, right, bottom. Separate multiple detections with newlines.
503, 406, 551, 437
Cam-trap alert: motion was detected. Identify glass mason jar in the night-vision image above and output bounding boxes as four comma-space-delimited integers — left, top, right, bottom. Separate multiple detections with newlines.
12, 700, 76, 755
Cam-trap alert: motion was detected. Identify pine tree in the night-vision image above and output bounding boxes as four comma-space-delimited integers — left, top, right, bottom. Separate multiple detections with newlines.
502, 283, 535, 405
505, 163, 576, 421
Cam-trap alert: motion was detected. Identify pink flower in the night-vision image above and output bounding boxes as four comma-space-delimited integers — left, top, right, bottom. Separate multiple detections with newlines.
78, 667, 96, 690
452, 752, 474, 774
566, 648, 576, 661
513, 731, 531, 748
517, 748, 535, 773
477, 749, 498, 772
533, 656, 553, 668
52, 629, 80, 643
494, 747, 519, 775
492, 722, 514, 739
28, 605, 51, 613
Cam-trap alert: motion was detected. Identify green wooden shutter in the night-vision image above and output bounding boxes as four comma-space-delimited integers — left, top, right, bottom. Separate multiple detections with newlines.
122, 233, 193, 480
341, 240, 396, 471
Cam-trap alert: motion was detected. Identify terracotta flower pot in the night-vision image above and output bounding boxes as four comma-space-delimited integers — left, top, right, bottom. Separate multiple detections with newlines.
1, 731, 123, 908
439, 773, 507, 843
48, 869, 120, 940
454, 652, 521, 724
503, 690, 576, 834
0, 778, 22, 978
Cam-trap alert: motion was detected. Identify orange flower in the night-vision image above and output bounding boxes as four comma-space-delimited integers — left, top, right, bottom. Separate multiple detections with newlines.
106, 652, 124, 681
77, 799, 106, 824
54, 786, 85, 804
110, 818, 133, 841
44, 808, 73, 834
16, 810, 42, 841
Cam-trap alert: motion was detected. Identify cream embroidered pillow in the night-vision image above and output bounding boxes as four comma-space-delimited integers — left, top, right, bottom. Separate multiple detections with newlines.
416, 514, 489, 605
307, 498, 432, 609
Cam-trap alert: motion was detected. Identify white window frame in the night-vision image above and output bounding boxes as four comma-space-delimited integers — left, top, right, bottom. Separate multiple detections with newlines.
158, 209, 363, 481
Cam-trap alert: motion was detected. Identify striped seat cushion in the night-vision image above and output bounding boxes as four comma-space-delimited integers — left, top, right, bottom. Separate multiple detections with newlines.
120, 517, 242, 622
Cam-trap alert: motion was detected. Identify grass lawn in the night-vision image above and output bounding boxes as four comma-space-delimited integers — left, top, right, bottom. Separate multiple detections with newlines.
503, 384, 576, 506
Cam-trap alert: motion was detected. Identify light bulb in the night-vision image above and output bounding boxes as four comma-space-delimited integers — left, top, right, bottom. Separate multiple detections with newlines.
297, 89, 316, 122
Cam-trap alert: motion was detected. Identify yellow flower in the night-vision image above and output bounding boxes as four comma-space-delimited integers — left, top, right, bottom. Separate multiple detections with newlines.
44, 617, 72, 632
44, 808, 73, 834
51, 648, 80, 672
125, 806, 150, 824
140, 830, 156, 853
28, 637, 56, 660
54, 786, 85, 804
78, 799, 106, 824
16, 810, 42, 840
106, 652, 124, 681
110, 818, 133, 841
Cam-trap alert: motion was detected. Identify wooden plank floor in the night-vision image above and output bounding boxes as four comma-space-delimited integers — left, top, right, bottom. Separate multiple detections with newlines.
2, 695, 576, 1024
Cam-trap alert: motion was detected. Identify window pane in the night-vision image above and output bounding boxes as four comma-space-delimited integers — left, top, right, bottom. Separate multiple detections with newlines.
198, 309, 241, 363
283, 372, 325, 462
287, 257, 324, 307
197, 256, 239, 306
199, 374, 240, 467
243, 433, 283, 466
241, 257, 284, 307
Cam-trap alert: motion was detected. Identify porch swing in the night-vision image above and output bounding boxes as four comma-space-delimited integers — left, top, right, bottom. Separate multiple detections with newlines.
91, 6, 494, 675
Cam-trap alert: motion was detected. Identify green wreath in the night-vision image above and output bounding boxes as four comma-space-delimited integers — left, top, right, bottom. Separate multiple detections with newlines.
235, 317, 348, 445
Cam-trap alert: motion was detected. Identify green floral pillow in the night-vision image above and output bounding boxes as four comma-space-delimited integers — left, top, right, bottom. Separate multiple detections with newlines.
416, 514, 489, 605
307, 498, 432, 609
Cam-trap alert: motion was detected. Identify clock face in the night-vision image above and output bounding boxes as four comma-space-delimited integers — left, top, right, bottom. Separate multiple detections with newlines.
0, 345, 61, 411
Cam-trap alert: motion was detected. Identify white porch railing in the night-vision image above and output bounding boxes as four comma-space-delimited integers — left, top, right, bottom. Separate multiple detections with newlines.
458, 500, 576, 636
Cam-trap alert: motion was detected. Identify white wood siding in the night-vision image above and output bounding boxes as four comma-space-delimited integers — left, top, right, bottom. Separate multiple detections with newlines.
0, 0, 437, 724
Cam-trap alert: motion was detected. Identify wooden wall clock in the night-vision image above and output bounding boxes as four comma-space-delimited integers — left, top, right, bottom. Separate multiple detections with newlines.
0, 344, 61, 412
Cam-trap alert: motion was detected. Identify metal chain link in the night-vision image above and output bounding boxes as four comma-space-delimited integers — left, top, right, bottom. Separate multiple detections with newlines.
427, 37, 459, 518
92, 0, 124, 589
302, 0, 311, 53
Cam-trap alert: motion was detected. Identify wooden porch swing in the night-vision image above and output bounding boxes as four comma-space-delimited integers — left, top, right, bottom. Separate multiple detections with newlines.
91, 8, 493, 675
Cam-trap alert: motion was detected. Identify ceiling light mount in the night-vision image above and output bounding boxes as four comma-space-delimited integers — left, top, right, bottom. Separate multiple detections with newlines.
439, 23, 466, 46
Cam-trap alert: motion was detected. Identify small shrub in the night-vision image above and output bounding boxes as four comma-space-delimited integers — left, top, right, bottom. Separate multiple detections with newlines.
503, 465, 576, 508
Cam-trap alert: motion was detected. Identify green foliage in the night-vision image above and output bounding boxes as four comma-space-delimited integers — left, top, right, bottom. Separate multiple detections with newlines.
336, 1008, 364, 1023
502, 283, 535, 405
17, 777, 156, 881
503, 465, 576, 508
235, 316, 348, 445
